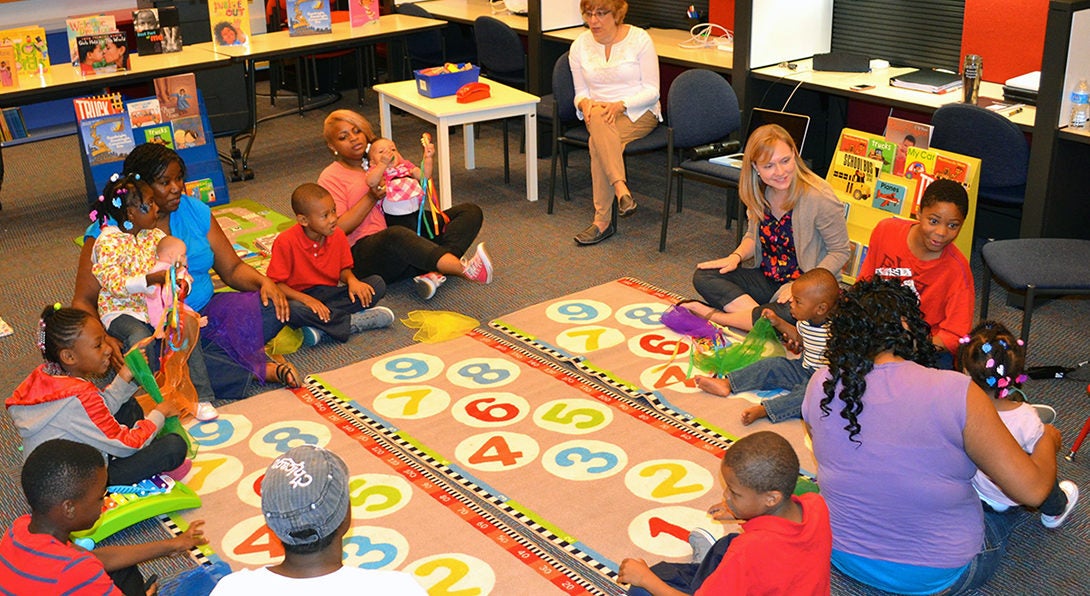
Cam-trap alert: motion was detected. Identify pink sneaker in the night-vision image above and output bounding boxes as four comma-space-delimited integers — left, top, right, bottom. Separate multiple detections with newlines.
413, 272, 447, 300
461, 242, 493, 284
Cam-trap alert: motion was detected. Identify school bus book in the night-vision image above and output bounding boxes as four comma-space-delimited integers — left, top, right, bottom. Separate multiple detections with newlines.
826, 150, 882, 202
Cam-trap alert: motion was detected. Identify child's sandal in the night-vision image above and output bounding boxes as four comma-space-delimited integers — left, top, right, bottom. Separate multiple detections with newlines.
274, 362, 301, 388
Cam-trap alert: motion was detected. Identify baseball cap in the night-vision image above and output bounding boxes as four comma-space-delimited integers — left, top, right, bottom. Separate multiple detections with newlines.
261, 445, 350, 546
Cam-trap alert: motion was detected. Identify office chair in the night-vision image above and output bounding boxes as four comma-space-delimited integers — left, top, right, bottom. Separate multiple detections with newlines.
546, 52, 668, 219
473, 15, 526, 183
396, 2, 475, 76
660, 69, 743, 251
930, 103, 1029, 239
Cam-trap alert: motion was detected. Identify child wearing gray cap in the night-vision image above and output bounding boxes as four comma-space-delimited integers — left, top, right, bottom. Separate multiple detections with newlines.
210, 444, 426, 593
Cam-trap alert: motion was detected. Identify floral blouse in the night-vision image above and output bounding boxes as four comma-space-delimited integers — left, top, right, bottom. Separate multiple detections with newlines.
759, 210, 801, 283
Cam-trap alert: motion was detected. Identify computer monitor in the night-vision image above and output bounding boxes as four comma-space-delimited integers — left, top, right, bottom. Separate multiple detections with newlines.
745, 108, 811, 153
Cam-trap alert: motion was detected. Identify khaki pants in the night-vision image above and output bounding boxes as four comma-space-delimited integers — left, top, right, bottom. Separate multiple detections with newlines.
585, 110, 658, 226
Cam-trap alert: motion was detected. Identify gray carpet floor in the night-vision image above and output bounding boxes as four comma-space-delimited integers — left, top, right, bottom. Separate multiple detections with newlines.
1, 82, 1088, 594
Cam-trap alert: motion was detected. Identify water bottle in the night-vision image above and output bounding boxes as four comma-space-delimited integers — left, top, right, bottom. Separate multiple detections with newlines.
1071, 79, 1089, 129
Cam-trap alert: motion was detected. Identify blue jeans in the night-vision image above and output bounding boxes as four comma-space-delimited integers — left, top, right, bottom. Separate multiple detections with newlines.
726, 357, 814, 423
627, 534, 738, 595
934, 509, 1026, 595
200, 297, 284, 399
287, 276, 386, 342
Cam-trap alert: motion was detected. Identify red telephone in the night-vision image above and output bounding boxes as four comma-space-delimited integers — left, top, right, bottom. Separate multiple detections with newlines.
456, 82, 491, 103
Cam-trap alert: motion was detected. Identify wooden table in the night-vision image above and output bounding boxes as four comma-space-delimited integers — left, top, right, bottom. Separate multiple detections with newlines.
374, 77, 540, 210
545, 26, 733, 73
418, 0, 529, 32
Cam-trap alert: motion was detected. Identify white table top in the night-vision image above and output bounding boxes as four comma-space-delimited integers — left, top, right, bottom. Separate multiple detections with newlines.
417, 0, 528, 32
545, 26, 732, 72
373, 76, 539, 118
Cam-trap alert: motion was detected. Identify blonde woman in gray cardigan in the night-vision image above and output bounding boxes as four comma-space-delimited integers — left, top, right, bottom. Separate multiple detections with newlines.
688, 124, 850, 331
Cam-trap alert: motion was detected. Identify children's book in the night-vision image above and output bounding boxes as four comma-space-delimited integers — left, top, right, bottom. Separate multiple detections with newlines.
74, 92, 124, 121
838, 133, 869, 157
208, 0, 251, 47
826, 150, 882, 202
866, 138, 896, 174
841, 240, 863, 279
934, 154, 970, 185
0, 45, 17, 88
133, 8, 165, 56
287, 0, 333, 35
884, 116, 933, 176
872, 179, 909, 215
154, 73, 199, 119
186, 178, 217, 203
171, 116, 206, 149
3, 107, 27, 139
143, 124, 175, 148
159, 7, 184, 53
910, 173, 938, 219
350, 0, 381, 27
126, 98, 163, 128
80, 114, 135, 165
65, 16, 116, 67
904, 146, 938, 178
0, 27, 50, 75
77, 32, 130, 75
0, 110, 11, 141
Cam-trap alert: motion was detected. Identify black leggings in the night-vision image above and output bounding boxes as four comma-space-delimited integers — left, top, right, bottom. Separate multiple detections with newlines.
107, 399, 187, 486
351, 203, 483, 283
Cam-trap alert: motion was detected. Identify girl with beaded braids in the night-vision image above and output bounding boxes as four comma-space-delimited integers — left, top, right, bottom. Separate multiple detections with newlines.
5, 304, 186, 486
801, 278, 1064, 595
88, 173, 168, 359
959, 320, 1079, 528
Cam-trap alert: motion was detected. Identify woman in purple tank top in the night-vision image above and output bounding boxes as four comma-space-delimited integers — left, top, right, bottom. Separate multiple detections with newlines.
802, 278, 1062, 594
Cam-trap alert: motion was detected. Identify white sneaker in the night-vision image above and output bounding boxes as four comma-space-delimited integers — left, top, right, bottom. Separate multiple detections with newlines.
413, 272, 447, 300
1041, 480, 1079, 528
195, 402, 219, 422
350, 306, 395, 332
461, 242, 493, 284
688, 527, 716, 564
300, 326, 326, 347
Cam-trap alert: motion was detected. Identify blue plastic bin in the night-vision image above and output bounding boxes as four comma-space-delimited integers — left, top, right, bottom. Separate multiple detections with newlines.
414, 65, 480, 98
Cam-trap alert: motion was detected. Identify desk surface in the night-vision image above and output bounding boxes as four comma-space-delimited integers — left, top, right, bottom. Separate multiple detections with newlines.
752, 59, 1036, 130
418, 0, 528, 32
0, 48, 230, 105
201, 14, 447, 60
373, 76, 539, 117
545, 26, 732, 73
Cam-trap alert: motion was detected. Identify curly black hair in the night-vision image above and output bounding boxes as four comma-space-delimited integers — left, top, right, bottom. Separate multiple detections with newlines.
90, 173, 150, 230
821, 277, 935, 443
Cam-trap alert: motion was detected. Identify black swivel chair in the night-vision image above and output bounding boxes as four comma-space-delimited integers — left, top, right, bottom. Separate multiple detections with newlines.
396, 3, 476, 75
660, 69, 743, 251
930, 103, 1030, 239
473, 15, 526, 183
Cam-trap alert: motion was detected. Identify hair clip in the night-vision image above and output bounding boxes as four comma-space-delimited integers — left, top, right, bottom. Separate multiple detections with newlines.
1015, 374, 1028, 384
53, 302, 62, 311
110, 173, 120, 182
996, 364, 1005, 376
122, 221, 133, 231
958, 335, 971, 344
136, 202, 151, 214
36, 318, 46, 353
985, 358, 995, 369
89, 210, 99, 222
112, 197, 123, 208
97, 194, 106, 203
117, 187, 128, 195
1016, 339, 1024, 346
997, 377, 1009, 388
998, 388, 1010, 399
133, 173, 140, 180
980, 343, 993, 354
985, 376, 997, 387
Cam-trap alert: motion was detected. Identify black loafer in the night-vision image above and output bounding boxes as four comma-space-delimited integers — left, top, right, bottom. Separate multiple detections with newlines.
618, 193, 637, 217
574, 222, 615, 245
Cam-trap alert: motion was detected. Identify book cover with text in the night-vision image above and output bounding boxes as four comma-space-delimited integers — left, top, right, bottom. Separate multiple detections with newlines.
186, 179, 217, 203
350, 0, 381, 27
838, 133, 869, 156
0, 27, 50, 75
77, 32, 130, 75
872, 179, 909, 215
826, 150, 882, 202
133, 8, 165, 55
73, 93, 124, 122
209, 0, 251, 47
154, 73, 199, 119
884, 116, 932, 176
866, 138, 897, 174
904, 146, 938, 178
933, 155, 970, 185
126, 98, 163, 128
66, 16, 116, 66
287, 0, 333, 35
81, 114, 135, 165
143, 125, 175, 149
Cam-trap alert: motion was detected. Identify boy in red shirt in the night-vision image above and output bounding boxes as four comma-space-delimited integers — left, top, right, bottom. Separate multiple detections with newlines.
856, 179, 973, 365
267, 183, 395, 345
0, 439, 206, 595
618, 431, 832, 595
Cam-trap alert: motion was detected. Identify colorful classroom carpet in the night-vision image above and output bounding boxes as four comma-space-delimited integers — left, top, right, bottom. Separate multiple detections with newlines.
167, 278, 816, 594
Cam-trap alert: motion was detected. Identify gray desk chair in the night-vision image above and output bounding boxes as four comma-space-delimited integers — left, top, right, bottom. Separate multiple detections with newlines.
980, 238, 1090, 348
473, 16, 526, 184
545, 52, 669, 222
396, 3, 476, 75
660, 69, 743, 252
930, 103, 1029, 238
